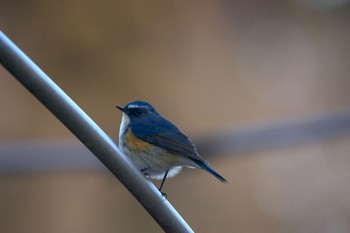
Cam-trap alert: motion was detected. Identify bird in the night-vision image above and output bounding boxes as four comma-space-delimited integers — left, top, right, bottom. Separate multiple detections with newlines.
117, 101, 227, 194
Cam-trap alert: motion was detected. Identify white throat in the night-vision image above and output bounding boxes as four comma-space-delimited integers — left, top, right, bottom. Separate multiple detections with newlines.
119, 113, 130, 146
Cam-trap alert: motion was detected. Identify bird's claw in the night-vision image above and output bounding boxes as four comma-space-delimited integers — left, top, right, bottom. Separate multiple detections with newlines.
160, 191, 167, 199
140, 168, 151, 179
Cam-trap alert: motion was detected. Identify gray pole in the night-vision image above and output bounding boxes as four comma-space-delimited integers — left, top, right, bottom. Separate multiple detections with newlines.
0, 31, 193, 233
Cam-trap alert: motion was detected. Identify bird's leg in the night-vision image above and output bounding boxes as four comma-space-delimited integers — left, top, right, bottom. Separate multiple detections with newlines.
159, 170, 169, 198
141, 167, 151, 179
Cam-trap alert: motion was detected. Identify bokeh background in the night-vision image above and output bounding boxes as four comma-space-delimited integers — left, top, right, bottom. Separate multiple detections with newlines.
1, 0, 350, 232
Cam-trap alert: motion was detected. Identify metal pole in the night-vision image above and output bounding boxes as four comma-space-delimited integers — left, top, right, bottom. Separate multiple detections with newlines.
0, 31, 193, 233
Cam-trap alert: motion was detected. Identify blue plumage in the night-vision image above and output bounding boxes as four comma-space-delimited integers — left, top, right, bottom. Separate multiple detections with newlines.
117, 101, 227, 193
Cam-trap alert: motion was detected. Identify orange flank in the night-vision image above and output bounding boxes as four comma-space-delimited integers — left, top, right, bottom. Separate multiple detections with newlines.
125, 128, 151, 151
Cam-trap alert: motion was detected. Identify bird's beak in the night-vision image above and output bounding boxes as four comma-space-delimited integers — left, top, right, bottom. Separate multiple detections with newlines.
116, 105, 128, 114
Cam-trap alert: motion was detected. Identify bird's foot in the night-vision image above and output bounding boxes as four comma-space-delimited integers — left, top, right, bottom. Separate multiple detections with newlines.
160, 191, 167, 199
140, 167, 151, 179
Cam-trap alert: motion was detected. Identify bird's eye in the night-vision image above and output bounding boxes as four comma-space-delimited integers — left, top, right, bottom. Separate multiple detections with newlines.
135, 109, 142, 115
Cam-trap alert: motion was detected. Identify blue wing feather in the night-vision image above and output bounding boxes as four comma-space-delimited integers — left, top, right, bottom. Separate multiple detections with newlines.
130, 115, 206, 162
130, 113, 227, 183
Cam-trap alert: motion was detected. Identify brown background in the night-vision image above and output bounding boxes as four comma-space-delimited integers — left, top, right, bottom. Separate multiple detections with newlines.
1, 0, 350, 232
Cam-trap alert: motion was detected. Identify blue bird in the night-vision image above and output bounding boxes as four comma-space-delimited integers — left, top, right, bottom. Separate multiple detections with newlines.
117, 101, 227, 193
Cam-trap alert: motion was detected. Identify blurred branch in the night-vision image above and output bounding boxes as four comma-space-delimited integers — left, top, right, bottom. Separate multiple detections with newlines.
1, 109, 350, 172
0, 31, 193, 233
197, 110, 350, 156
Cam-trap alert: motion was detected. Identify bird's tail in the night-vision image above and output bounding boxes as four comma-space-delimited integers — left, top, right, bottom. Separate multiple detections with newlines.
191, 159, 227, 183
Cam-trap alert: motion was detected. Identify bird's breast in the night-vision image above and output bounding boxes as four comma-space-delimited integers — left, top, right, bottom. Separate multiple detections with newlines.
121, 128, 152, 152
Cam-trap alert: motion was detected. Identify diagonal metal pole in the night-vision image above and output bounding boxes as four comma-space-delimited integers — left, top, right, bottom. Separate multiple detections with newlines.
0, 31, 193, 233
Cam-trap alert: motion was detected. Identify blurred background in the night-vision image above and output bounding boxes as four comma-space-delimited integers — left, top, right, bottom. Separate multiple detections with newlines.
1, 0, 350, 232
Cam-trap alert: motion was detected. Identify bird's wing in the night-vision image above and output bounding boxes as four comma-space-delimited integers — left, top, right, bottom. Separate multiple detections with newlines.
131, 116, 207, 163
